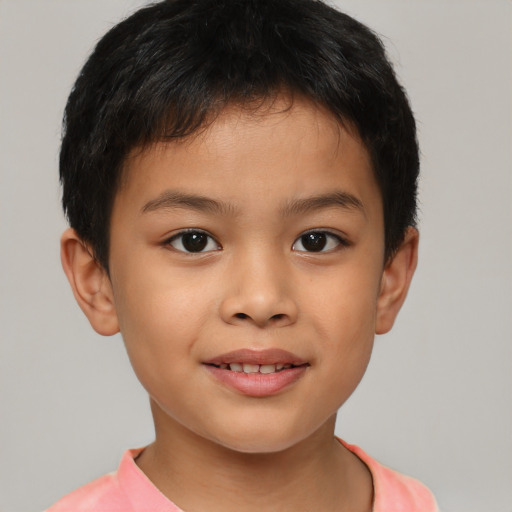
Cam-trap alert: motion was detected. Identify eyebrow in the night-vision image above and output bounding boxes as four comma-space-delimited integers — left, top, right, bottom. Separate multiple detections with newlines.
141, 190, 364, 217
141, 191, 235, 216
280, 191, 365, 217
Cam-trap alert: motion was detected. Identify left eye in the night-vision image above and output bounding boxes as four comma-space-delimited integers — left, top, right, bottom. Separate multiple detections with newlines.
292, 232, 344, 253
167, 231, 220, 253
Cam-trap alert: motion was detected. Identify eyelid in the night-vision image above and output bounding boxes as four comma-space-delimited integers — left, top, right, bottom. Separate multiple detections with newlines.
165, 229, 221, 253
292, 229, 349, 253
163, 228, 348, 254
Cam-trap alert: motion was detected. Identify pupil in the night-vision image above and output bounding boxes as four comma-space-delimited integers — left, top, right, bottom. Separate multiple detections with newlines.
183, 233, 207, 252
302, 233, 326, 252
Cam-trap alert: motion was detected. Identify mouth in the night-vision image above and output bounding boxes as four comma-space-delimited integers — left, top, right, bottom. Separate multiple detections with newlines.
205, 362, 307, 374
203, 348, 309, 372
202, 349, 309, 397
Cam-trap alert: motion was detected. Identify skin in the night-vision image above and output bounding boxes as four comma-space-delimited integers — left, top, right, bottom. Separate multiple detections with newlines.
61, 97, 418, 512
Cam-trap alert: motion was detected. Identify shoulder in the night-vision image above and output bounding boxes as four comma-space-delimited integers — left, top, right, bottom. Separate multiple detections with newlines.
340, 440, 439, 512
43, 450, 143, 512
371, 463, 439, 512
44, 448, 182, 512
44, 471, 129, 512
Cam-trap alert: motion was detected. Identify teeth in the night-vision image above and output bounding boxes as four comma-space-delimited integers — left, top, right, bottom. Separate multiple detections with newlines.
243, 363, 260, 374
230, 363, 243, 372
220, 362, 298, 373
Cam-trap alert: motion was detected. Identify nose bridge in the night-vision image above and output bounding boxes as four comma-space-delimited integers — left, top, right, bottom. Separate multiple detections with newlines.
220, 244, 297, 327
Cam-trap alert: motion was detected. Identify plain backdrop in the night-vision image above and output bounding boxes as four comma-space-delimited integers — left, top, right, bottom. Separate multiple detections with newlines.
0, 1, 511, 511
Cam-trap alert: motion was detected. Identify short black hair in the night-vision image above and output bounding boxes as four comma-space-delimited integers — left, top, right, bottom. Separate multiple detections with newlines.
60, 0, 419, 270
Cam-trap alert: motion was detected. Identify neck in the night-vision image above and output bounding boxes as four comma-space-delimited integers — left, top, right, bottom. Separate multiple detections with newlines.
136, 403, 373, 512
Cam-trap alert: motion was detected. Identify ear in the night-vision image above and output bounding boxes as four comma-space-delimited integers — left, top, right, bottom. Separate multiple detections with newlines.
60, 228, 120, 336
375, 227, 419, 335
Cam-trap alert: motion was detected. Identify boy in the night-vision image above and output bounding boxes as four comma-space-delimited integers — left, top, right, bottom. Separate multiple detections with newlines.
48, 0, 438, 510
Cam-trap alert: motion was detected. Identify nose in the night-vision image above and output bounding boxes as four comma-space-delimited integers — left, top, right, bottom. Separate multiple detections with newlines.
219, 249, 298, 328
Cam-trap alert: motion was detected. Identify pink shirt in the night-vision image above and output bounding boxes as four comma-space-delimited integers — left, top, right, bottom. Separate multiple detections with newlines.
46, 441, 438, 511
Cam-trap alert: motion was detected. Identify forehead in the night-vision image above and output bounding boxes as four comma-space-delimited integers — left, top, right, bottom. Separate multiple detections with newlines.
117, 96, 380, 218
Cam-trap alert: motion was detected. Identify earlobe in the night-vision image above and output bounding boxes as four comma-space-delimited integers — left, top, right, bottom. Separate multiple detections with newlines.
60, 228, 120, 336
375, 227, 419, 335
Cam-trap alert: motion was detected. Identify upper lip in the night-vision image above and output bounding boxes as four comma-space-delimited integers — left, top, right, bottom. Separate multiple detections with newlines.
203, 348, 307, 366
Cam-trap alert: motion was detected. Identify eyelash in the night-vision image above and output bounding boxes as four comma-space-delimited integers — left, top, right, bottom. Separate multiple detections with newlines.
166, 229, 221, 254
165, 229, 349, 254
292, 230, 349, 253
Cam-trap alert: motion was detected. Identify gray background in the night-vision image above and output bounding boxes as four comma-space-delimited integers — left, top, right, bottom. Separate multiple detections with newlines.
1, 1, 510, 511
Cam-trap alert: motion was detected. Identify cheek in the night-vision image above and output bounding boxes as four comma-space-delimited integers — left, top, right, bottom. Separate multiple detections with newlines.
307, 264, 381, 338
111, 261, 215, 368
113, 279, 206, 414
304, 263, 380, 388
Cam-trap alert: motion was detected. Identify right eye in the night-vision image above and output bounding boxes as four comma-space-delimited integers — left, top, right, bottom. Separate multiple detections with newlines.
167, 230, 220, 253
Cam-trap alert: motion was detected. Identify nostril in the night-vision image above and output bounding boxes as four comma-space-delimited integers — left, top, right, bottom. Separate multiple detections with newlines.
234, 312, 285, 322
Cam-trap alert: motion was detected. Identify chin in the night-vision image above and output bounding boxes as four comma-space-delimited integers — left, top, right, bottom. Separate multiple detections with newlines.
203, 420, 318, 455
217, 436, 302, 455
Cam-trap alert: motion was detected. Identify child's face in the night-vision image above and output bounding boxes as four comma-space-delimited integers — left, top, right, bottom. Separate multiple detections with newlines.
102, 98, 393, 453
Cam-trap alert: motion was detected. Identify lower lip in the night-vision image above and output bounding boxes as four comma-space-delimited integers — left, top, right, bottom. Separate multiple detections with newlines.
204, 365, 308, 397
